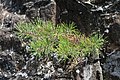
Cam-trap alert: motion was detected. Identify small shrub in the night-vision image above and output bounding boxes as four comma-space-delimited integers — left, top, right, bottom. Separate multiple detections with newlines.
16, 20, 104, 60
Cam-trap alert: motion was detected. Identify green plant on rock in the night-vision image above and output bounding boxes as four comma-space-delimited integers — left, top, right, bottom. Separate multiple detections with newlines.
16, 20, 104, 60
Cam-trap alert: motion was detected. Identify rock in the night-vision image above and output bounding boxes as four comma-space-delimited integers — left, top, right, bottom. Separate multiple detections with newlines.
103, 51, 120, 80
74, 61, 103, 80
0, 0, 120, 80
0, 0, 56, 24
56, 0, 94, 34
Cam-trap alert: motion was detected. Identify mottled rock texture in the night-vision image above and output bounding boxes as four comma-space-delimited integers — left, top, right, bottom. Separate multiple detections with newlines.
103, 51, 120, 80
0, 0, 56, 23
0, 0, 120, 80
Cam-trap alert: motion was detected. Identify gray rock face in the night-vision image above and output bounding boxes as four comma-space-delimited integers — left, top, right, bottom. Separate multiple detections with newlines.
0, 0, 56, 23
107, 14, 120, 45
103, 51, 120, 80
56, 0, 94, 34
0, 0, 120, 80
91, 61, 103, 80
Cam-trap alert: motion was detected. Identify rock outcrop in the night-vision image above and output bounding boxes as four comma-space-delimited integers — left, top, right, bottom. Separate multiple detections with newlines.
0, 0, 120, 80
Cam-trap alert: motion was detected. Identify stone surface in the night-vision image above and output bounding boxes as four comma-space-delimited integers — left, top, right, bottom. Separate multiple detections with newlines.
56, 0, 94, 34
0, 0, 56, 23
103, 51, 120, 80
0, 0, 120, 80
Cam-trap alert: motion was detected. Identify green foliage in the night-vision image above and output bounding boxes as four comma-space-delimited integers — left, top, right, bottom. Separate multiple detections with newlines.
16, 20, 104, 60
